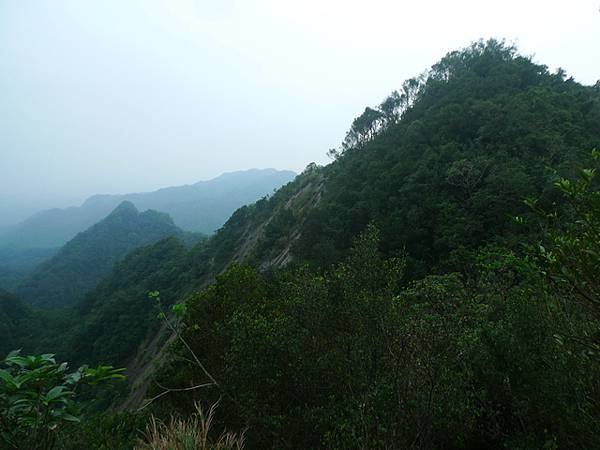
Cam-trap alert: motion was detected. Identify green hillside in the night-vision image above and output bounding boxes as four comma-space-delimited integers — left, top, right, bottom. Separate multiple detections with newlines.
16, 201, 183, 309
290, 41, 599, 274
146, 40, 600, 448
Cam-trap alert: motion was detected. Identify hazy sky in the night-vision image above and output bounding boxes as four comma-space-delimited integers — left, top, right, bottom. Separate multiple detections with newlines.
1, 0, 599, 225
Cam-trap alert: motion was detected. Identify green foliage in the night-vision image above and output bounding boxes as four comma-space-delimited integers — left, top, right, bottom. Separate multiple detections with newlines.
0, 351, 125, 450
55, 411, 148, 450
289, 39, 600, 274
157, 223, 600, 448
531, 151, 600, 355
0, 290, 40, 356
63, 236, 189, 367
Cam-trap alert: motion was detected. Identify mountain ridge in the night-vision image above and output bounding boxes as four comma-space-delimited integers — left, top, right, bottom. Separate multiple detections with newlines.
0, 168, 296, 249
16, 201, 184, 309
115, 40, 600, 409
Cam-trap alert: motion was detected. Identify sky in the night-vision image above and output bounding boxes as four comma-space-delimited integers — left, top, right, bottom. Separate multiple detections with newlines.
1, 0, 599, 225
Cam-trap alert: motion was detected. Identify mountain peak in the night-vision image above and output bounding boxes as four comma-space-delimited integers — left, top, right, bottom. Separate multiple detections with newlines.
17, 200, 181, 309
108, 201, 138, 217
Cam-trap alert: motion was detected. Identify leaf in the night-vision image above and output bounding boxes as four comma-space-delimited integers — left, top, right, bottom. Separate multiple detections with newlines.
0, 369, 16, 386
83, 365, 126, 385
172, 302, 187, 318
61, 413, 81, 423
5, 349, 21, 359
64, 369, 83, 385
45, 386, 72, 403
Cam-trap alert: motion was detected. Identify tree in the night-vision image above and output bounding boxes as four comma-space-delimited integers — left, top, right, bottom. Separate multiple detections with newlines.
342, 107, 385, 150
529, 150, 600, 352
379, 90, 402, 124
446, 158, 490, 198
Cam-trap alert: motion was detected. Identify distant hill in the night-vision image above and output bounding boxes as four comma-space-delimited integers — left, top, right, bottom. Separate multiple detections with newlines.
16, 201, 182, 309
0, 168, 296, 249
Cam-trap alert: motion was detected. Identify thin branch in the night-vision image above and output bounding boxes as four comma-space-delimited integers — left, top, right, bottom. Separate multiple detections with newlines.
162, 314, 219, 387
138, 381, 214, 411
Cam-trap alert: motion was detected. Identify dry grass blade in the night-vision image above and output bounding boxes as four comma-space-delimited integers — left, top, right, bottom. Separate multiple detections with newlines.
135, 401, 245, 450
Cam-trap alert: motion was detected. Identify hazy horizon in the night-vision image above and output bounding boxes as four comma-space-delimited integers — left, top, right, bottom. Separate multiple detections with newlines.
2, 0, 599, 225
0, 167, 296, 227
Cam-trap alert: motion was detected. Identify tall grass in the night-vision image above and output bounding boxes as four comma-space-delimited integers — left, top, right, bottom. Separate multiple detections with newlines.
136, 402, 244, 450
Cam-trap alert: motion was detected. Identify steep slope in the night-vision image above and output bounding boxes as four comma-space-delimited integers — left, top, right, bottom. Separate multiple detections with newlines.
136, 42, 600, 449
125, 41, 599, 405
0, 169, 296, 249
42, 172, 315, 367
21, 41, 600, 413
184, 41, 600, 279
288, 43, 600, 276
64, 236, 190, 366
16, 201, 182, 309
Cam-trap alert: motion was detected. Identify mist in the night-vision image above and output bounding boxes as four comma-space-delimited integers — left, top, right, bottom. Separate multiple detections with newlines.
1, 0, 599, 225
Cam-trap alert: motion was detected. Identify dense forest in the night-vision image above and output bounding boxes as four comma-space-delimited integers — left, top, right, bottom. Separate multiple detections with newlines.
1, 40, 600, 449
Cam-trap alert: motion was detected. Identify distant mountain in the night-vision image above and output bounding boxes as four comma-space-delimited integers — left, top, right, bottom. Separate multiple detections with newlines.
0, 168, 296, 249
16, 201, 182, 309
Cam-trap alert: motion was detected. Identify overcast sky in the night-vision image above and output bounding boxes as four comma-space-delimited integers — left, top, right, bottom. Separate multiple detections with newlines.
1, 0, 599, 225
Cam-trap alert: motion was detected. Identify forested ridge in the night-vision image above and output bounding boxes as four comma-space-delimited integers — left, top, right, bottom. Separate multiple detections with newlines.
15, 201, 185, 309
1, 40, 600, 449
